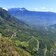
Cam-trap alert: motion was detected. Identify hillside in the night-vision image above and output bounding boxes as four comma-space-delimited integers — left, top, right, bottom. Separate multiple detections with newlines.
0, 7, 32, 56
0, 35, 31, 56
0, 7, 56, 56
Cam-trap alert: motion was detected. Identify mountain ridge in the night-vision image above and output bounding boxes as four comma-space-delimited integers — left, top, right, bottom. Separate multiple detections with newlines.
8, 8, 56, 27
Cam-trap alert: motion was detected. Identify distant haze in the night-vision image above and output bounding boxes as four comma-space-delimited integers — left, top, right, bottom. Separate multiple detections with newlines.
8, 8, 56, 27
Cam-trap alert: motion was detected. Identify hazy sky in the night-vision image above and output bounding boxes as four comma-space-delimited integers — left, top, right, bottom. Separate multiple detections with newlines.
0, 0, 56, 12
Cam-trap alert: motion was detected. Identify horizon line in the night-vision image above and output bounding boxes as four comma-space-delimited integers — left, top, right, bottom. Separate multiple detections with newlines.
0, 7, 56, 13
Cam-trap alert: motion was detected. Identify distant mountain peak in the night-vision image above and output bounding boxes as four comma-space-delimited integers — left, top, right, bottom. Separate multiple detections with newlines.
8, 8, 28, 12
19, 8, 27, 11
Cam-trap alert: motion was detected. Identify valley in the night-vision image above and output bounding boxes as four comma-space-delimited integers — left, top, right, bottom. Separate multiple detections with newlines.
0, 7, 56, 56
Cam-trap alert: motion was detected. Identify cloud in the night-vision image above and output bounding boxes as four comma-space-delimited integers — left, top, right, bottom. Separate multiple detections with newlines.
34, 7, 49, 12
3, 7, 8, 11
50, 8, 53, 10
41, 7, 46, 10
34, 7, 56, 12
40, 7, 50, 11
41, 7, 55, 12
40, 7, 54, 12
34, 8, 39, 11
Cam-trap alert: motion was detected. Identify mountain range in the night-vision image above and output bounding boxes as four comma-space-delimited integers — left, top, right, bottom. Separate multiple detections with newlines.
8, 8, 56, 28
